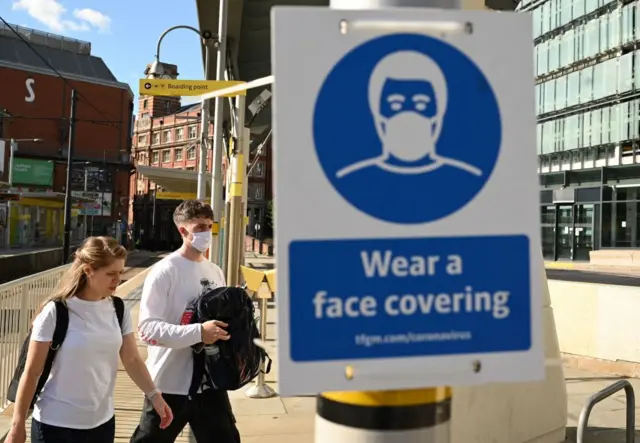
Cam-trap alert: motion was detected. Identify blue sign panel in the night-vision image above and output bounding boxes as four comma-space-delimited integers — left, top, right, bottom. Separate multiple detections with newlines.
313, 33, 502, 224
289, 235, 531, 362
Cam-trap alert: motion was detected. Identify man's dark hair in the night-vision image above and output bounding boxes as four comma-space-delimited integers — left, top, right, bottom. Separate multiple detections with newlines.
173, 200, 214, 227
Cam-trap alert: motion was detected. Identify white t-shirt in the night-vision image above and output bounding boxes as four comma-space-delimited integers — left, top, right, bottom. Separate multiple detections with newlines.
31, 296, 133, 429
138, 251, 226, 395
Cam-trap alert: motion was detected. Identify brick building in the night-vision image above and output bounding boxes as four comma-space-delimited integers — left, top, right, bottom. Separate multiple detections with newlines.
0, 23, 133, 248
130, 63, 272, 251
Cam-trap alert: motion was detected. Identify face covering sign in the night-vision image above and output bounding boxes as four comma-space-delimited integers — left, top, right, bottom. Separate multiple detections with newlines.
271, 7, 542, 396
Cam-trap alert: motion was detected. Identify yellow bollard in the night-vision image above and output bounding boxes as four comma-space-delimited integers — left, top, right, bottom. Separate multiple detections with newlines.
240, 266, 277, 399
316, 388, 451, 443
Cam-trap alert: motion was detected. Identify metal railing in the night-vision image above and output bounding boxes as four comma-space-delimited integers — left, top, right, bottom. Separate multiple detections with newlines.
577, 379, 636, 443
0, 265, 70, 411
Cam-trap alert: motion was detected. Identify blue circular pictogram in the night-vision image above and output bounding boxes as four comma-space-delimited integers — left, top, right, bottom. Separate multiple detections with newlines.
313, 33, 502, 224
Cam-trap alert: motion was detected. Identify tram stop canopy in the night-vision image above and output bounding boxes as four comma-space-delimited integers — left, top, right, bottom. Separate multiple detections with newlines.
135, 165, 213, 195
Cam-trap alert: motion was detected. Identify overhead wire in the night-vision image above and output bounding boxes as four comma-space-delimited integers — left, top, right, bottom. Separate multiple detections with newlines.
0, 16, 123, 126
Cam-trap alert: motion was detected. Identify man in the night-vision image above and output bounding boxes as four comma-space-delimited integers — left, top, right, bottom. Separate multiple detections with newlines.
130, 200, 240, 443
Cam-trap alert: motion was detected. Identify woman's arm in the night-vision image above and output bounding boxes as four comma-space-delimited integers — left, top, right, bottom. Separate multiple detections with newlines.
119, 333, 156, 394
11, 340, 49, 426
120, 333, 173, 429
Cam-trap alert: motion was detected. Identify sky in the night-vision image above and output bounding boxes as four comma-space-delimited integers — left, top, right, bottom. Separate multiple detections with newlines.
0, 0, 208, 114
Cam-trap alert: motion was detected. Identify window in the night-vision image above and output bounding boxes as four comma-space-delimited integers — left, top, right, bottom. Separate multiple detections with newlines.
555, 76, 567, 110
187, 147, 196, 160
188, 126, 197, 139
162, 150, 171, 163
610, 105, 620, 144
537, 124, 543, 154
533, 6, 542, 38
560, 29, 574, 68
152, 133, 160, 145
619, 52, 633, 93
586, 0, 598, 15
584, 19, 599, 59
543, 79, 555, 113
542, 121, 555, 154
603, 59, 617, 98
143, 99, 148, 109
152, 151, 159, 163
609, 11, 620, 49
599, 15, 609, 53
163, 130, 172, 144
175, 148, 183, 161
249, 184, 265, 200
137, 135, 148, 146
541, 2, 550, 34
250, 162, 265, 177
548, 37, 559, 72
567, 71, 580, 107
176, 128, 184, 141
573, 0, 585, 20
538, 41, 549, 75
622, 4, 634, 45
560, 0, 571, 27
580, 66, 593, 104
591, 108, 602, 146
593, 62, 605, 100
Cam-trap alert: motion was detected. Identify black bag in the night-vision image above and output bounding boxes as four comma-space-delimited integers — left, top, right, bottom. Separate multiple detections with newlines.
7, 296, 125, 409
188, 286, 272, 391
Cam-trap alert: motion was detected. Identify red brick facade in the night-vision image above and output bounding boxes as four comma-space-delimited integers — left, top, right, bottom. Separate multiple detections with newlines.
129, 93, 273, 241
0, 64, 134, 227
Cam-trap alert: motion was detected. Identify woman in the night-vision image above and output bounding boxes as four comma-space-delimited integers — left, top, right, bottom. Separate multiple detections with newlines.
6, 237, 173, 443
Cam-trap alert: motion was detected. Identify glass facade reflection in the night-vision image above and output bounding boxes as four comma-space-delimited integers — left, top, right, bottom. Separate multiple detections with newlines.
519, 0, 640, 260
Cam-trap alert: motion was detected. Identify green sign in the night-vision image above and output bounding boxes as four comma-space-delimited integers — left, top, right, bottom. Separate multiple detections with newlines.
12, 158, 53, 186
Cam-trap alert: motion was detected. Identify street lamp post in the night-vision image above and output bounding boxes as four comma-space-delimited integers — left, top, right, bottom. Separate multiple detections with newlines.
147, 25, 218, 201
62, 89, 77, 264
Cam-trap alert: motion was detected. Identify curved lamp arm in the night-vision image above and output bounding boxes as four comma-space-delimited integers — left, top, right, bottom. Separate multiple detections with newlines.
155, 25, 202, 60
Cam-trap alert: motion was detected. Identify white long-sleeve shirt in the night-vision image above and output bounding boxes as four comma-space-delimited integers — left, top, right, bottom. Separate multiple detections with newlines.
138, 251, 226, 395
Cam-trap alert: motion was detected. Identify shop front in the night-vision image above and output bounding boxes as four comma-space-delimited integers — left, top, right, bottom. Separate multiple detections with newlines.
7, 194, 88, 247
540, 179, 640, 261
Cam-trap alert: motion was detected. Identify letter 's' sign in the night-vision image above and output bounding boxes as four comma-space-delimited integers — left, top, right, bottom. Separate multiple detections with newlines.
25, 78, 35, 103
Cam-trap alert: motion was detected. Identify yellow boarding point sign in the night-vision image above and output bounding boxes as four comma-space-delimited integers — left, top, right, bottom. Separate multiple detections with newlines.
156, 192, 197, 200
139, 79, 247, 97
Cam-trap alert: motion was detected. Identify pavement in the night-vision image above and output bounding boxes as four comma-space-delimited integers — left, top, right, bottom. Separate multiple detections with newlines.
2, 253, 640, 442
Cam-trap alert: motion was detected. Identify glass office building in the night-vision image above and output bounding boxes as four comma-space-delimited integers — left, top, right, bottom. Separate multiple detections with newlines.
518, 0, 640, 261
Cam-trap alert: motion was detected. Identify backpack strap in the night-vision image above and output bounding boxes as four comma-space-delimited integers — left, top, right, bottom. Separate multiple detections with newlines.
32, 301, 69, 406
112, 296, 125, 331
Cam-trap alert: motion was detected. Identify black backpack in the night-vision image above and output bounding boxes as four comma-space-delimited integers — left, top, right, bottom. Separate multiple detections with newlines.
188, 286, 272, 391
7, 297, 124, 409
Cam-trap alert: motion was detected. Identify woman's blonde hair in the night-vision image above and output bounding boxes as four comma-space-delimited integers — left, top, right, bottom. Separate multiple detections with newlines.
44, 236, 127, 305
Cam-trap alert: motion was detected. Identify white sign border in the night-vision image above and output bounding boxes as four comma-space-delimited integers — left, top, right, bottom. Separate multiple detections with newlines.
272, 6, 543, 396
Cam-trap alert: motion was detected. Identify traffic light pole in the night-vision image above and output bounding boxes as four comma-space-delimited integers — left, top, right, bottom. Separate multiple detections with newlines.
313, 3, 460, 442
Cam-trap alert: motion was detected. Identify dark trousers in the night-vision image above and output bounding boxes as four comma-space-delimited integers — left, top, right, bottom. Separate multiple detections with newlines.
130, 389, 240, 443
31, 416, 115, 443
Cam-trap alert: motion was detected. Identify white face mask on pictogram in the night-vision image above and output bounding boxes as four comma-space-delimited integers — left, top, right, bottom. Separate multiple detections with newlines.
381, 112, 438, 162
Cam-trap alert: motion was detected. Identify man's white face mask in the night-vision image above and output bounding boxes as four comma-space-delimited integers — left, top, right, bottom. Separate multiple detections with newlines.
190, 231, 212, 252
380, 112, 439, 163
